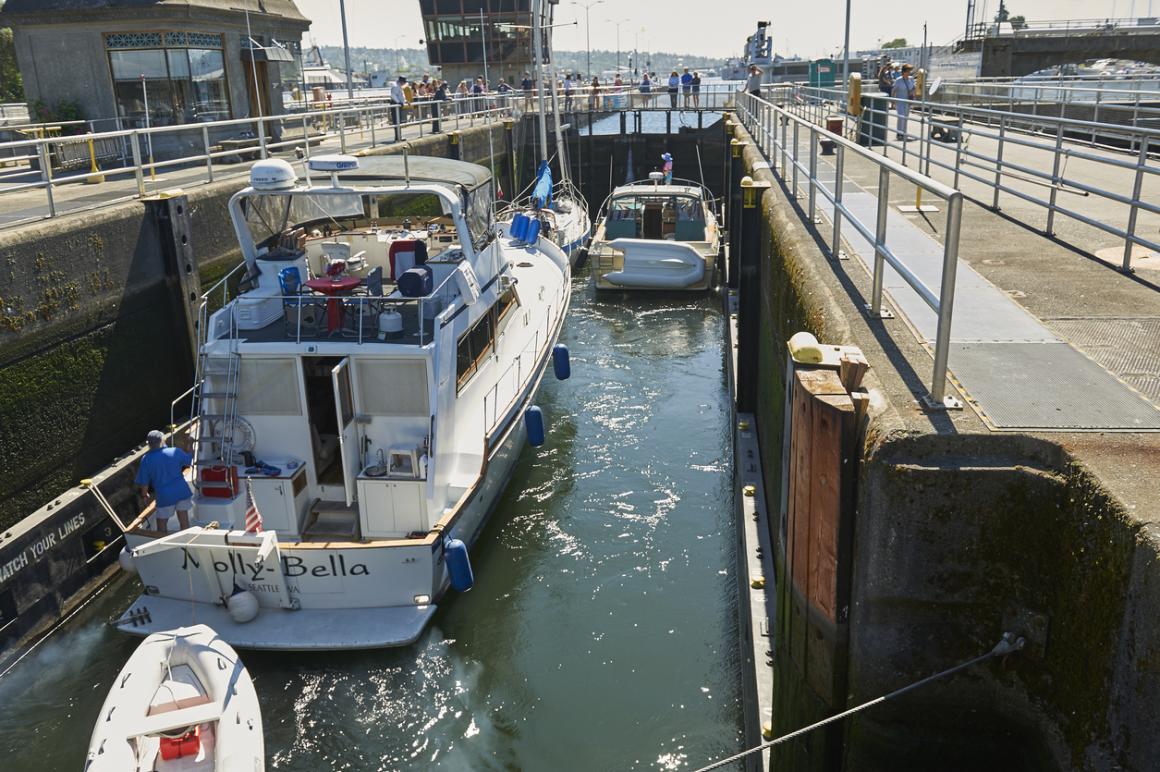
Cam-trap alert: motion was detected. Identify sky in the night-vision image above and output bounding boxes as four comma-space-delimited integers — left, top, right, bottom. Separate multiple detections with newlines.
294, 0, 1149, 60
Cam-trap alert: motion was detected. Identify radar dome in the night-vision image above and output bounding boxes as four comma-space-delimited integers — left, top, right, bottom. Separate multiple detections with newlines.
250, 159, 297, 190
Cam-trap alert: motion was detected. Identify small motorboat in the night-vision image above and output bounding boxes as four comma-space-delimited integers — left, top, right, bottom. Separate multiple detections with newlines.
85, 624, 263, 771
589, 173, 722, 291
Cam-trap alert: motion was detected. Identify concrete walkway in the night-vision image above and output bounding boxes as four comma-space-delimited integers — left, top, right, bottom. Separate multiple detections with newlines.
796, 135, 1160, 431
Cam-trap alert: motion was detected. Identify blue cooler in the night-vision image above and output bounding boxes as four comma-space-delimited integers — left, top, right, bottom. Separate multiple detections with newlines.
398, 264, 434, 297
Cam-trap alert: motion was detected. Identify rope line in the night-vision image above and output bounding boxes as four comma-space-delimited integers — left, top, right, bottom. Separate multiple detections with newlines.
692, 633, 1026, 772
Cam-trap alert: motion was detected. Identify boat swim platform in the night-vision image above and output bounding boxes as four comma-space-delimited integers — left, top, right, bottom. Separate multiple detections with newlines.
114, 597, 436, 650
798, 143, 1160, 433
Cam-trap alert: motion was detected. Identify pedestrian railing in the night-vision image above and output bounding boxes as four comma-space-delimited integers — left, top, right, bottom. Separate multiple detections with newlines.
0, 82, 740, 230
931, 77, 1160, 130
783, 83, 1160, 272
736, 90, 965, 410
0, 98, 511, 229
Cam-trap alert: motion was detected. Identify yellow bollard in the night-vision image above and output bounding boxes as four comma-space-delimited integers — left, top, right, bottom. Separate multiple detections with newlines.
85, 135, 105, 184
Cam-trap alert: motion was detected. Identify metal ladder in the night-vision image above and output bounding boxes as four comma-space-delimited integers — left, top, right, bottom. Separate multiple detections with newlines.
191, 311, 243, 497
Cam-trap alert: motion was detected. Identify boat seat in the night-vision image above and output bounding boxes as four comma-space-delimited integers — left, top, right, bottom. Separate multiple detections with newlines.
147, 664, 211, 716
133, 700, 224, 737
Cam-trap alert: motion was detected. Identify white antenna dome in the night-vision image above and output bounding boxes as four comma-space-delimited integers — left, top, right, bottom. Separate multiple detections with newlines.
250, 159, 297, 190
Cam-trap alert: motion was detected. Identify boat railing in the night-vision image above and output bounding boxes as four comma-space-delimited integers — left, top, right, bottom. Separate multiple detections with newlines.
481, 299, 555, 434
197, 259, 459, 346
595, 176, 720, 223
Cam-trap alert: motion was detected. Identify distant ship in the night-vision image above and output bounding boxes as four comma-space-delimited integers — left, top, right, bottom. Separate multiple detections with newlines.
720, 20, 775, 81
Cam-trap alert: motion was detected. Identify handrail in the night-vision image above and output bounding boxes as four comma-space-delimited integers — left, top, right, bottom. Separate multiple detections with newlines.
792, 83, 1160, 271
736, 90, 964, 410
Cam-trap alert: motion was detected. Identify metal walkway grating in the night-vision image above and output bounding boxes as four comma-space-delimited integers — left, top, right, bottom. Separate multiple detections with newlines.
1047, 318, 1160, 408
950, 342, 1160, 430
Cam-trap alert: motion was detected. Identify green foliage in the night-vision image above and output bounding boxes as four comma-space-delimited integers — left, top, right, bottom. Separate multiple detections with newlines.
881, 38, 908, 49
1009, 15, 1027, 29
0, 25, 23, 102
29, 98, 86, 133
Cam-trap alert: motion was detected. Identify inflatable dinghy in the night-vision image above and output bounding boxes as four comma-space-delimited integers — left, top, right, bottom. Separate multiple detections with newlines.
85, 624, 263, 771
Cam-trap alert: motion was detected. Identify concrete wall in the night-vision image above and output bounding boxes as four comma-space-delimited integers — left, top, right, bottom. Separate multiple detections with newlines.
728, 118, 1160, 771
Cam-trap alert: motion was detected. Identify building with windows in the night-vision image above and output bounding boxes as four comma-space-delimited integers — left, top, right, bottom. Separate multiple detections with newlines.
0, 0, 310, 130
419, 0, 552, 89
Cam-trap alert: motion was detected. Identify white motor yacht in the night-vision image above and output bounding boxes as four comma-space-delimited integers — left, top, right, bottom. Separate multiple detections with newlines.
113, 154, 571, 650
589, 174, 722, 291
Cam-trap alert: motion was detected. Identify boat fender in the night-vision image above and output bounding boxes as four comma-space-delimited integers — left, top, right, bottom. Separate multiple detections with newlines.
552, 344, 571, 380
227, 587, 260, 624
510, 213, 529, 242
525, 405, 546, 447
525, 217, 542, 244
445, 538, 474, 592
117, 546, 137, 574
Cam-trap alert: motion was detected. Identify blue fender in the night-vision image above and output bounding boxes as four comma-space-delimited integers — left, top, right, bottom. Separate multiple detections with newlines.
552, 344, 571, 380
445, 538, 474, 592
525, 405, 545, 447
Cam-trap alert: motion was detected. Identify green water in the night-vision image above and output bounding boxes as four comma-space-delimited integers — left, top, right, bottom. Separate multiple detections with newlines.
0, 273, 742, 771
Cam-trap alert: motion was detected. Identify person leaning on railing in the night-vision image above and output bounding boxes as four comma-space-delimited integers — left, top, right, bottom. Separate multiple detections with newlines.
590, 76, 601, 111
390, 76, 406, 125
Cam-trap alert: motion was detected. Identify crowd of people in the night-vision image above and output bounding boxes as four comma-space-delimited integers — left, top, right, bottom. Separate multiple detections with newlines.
384, 67, 716, 127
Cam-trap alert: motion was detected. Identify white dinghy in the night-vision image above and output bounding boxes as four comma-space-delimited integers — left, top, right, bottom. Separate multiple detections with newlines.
85, 624, 263, 772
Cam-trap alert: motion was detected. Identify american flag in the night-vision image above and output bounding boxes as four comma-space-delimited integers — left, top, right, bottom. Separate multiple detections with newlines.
243, 478, 263, 533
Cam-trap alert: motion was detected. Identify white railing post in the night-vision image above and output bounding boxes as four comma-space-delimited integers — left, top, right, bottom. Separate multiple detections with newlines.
869, 167, 890, 316
929, 193, 963, 409
257, 118, 268, 160
202, 125, 214, 182
130, 130, 146, 196
38, 141, 56, 217
831, 143, 844, 260
1123, 136, 1150, 273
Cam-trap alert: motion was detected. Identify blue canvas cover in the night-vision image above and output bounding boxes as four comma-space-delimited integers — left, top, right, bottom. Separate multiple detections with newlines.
531, 160, 553, 209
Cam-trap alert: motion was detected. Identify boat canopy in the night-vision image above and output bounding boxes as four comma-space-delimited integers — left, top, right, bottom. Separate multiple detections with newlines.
604, 190, 708, 242
531, 160, 552, 209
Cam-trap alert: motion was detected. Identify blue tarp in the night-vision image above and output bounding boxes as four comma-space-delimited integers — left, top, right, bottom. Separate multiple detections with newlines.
531, 160, 552, 209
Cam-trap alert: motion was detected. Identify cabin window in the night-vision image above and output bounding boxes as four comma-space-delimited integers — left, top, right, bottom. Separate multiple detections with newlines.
373, 192, 445, 221
465, 182, 494, 250
494, 285, 520, 333
236, 358, 302, 415
456, 312, 495, 389
356, 359, 430, 416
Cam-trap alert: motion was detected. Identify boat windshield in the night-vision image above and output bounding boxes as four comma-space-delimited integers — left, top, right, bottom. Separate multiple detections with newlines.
243, 192, 366, 246
605, 194, 707, 241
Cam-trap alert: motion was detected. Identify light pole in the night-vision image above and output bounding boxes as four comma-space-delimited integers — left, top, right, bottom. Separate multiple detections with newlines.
339, 0, 354, 99
578, 0, 604, 79
841, 0, 851, 83
607, 18, 628, 74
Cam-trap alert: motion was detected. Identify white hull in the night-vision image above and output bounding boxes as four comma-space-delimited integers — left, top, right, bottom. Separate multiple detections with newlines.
85, 624, 262, 771
116, 295, 564, 651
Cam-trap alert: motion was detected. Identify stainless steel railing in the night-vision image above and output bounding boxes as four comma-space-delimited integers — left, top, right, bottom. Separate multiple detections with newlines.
786, 83, 1160, 272
0, 98, 512, 229
736, 90, 965, 410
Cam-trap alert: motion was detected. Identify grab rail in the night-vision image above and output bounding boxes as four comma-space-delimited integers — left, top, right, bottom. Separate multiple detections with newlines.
736, 90, 964, 410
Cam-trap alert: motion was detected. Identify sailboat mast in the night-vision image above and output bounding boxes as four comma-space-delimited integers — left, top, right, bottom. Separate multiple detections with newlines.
531, 0, 549, 164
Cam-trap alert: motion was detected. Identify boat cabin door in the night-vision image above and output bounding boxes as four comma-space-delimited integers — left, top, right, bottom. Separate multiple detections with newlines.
331, 358, 359, 506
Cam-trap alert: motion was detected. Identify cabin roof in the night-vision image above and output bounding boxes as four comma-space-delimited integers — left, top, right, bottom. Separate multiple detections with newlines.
332, 156, 492, 190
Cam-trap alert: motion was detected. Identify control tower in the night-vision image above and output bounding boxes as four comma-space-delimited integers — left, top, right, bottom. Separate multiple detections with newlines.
418, 0, 554, 88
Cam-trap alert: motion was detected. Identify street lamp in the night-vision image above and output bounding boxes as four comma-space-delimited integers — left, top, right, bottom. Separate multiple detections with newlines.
606, 18, 629, 74
577, 0, 605, 79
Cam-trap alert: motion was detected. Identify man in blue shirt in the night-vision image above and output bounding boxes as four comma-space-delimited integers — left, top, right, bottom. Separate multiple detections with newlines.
135, 430, 193, 532
680, 67, 693, 108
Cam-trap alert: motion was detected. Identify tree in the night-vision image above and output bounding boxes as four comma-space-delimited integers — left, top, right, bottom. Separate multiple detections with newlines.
1009, 15, 1027, 30
995, 0, 1010, 22
0, 3, 22, 102
881, 38, 908, 50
